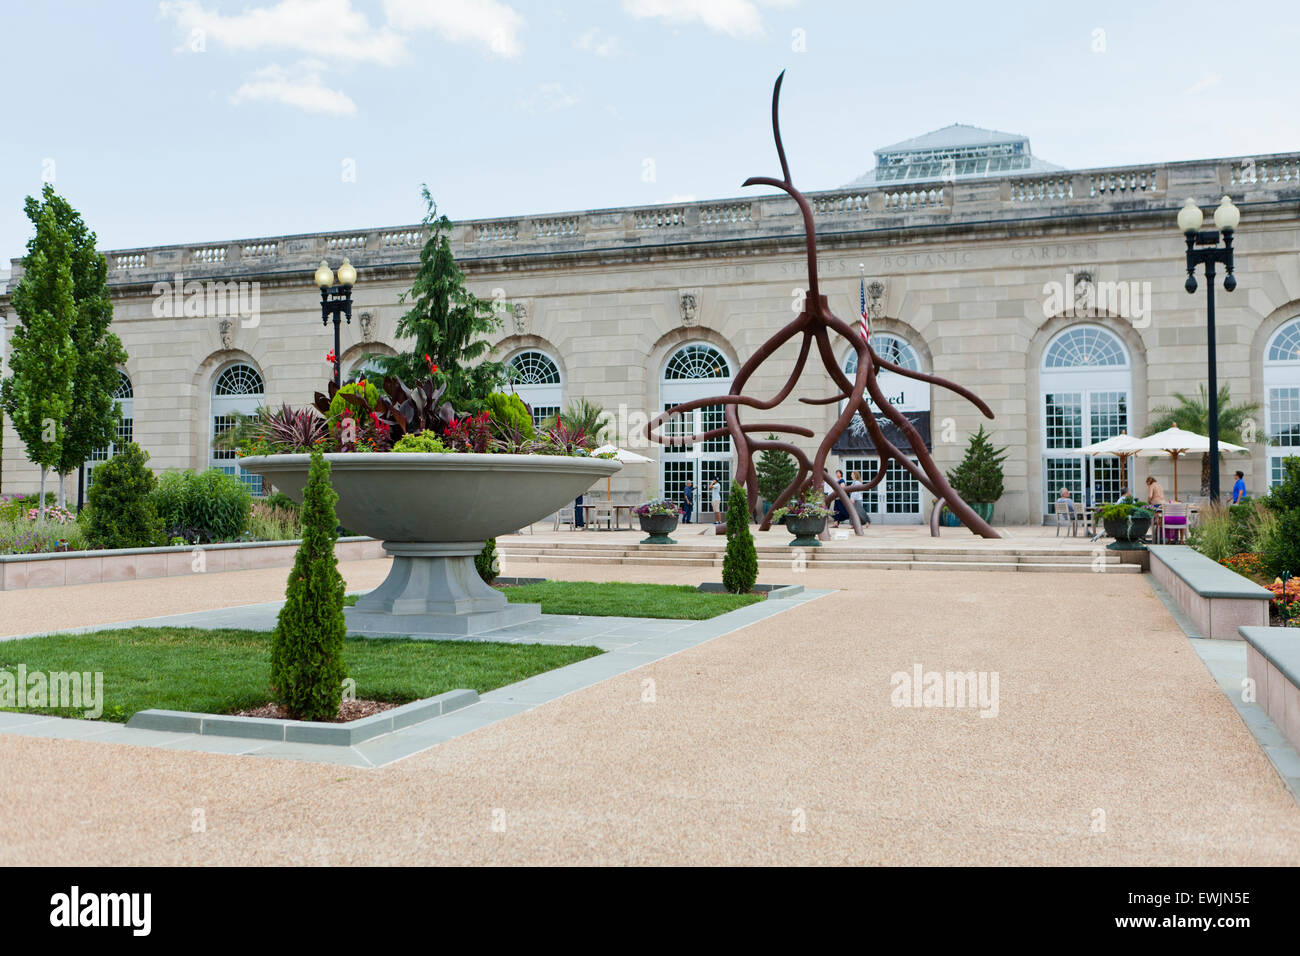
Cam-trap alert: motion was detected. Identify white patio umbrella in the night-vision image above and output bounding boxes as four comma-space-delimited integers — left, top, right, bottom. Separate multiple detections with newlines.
1072, 432, 1146, 502
592, 444, 652, 499
1133, 426, 1248, 501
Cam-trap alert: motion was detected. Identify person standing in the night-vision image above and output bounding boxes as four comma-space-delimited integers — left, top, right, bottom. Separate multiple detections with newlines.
710, 480, 722, 521
682, 480, 695, 523
850, 470, 870, 526
1232, 470, 1247, 504
831, 469, 849, 527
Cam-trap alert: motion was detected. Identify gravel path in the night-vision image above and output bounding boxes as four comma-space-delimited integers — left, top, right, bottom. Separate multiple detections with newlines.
1, 560, 1297, 864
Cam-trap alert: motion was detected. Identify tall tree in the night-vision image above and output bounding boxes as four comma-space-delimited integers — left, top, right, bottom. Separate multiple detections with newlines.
1, 205, 78, 518
374, 187, 505, 407
5, 186, 126, 509
1148, 384, 1259, 497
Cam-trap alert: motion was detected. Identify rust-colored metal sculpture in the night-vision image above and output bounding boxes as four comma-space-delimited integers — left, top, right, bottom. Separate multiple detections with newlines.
646, 73, 1001, 539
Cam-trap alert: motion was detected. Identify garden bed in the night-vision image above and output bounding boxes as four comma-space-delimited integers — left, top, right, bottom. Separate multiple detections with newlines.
0, 626, 601, 722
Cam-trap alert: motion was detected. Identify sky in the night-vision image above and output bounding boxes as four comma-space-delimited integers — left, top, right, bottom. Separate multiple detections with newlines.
2, 0, 1297, 261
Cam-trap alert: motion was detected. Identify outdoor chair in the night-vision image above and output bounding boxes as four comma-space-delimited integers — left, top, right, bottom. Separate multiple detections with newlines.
1161, 501, 1189, 544
1054, 500, 1078, 537
553, 505, 576, 531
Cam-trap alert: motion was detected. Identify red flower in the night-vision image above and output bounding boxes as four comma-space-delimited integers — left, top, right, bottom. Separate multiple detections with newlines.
424, 353, 438, 376
326, 350, 336, 364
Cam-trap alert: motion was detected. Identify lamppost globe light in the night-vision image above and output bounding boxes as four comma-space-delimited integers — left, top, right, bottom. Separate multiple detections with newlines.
1213, 195, 1240, 232
336, 257, 357, 287
314, 260, 335, 289
1177, 198, 1204, 235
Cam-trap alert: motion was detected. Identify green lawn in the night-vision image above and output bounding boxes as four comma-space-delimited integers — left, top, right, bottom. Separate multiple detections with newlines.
384, 581, 753, 619
0, 627, 601, 722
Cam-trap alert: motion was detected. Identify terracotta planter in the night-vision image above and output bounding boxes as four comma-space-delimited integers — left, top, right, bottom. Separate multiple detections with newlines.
637, 513, 679, 544
784, 514, 826, 547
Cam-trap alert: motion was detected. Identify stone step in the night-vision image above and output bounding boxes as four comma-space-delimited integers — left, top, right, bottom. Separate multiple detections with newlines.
500, 552, 1140, 573
499, 547, 1120, 566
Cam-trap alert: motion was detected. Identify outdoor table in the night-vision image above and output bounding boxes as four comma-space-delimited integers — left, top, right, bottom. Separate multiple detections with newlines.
580, 502, 633, 530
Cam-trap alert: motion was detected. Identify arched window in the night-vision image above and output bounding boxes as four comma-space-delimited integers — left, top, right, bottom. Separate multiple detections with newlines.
660, 343, 734, 518
1040, 324, 1132, 518
839, 334, 927, 522
211, 362, 265, 494
1265, 318, 1300, 486
506, 350, 563, 428
86, 371, 134, 490
346, 352, 389, 383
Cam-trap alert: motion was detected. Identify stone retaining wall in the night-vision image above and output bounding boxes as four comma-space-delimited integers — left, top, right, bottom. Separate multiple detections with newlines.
0, 537, 385, 590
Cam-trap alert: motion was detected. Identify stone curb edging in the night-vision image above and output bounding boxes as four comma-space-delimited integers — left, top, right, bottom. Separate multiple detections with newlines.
126, 689, 478, 746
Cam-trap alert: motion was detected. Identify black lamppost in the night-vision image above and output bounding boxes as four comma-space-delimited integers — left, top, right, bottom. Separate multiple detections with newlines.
314, 257, 357, 387
1178, 195, 1240, 504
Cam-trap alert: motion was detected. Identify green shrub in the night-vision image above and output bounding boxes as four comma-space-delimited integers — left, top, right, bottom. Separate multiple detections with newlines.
392, 431, 449, 453
153, 468, 252, 542
476, 537, 500, 583
83, 443, 165, 549
270, 449, 346, 721
1261, 459, 1300, 578
247, 501, 301, 541
326, 380, 381, 428
483, 392, 535, 440
1245, 500, 1280, 555
721, 480, 758, 594
1188, 504, 1236, 563
264, 490, 300, 515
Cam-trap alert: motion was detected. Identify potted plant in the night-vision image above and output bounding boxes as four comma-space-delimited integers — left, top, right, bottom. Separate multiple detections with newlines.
946, 425, 1008, 524
634, 498, 682, 544
1095, 500, 1154, 546
769, 488, 831, 547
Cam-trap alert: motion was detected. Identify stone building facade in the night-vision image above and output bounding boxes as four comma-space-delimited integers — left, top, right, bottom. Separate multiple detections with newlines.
3, 143, 1300, 525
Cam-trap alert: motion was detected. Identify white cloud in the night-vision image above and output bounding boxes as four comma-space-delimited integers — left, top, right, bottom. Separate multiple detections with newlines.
231, 61, 357, 115
1185, 71, 1222, 95
159, 0, 407, 65
576, 28, 618, 57
621, 0, 795, 37
383, 0, 525, 57
519, 82, 580, 112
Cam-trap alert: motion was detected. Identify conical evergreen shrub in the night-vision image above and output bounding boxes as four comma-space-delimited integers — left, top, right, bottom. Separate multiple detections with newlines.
270, 449, 346, 721
722, 479, 758, 594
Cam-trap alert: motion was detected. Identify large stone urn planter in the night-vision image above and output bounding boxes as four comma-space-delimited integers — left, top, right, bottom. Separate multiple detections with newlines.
239, 453, 620, 636
637, 513, 679, 544
1103, 515, 1152, 551
784, 515, 827, 547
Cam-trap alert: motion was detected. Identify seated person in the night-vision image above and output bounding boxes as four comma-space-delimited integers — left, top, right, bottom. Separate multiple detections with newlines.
1145, 476, 1165, 508
1055, 487, 1076, 516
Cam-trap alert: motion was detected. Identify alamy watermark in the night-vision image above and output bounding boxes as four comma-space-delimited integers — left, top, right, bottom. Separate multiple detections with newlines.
890, 664, 999, 718
151, 271, 260, 327
0, 665, 104, 718
1042, 272, 1150, 328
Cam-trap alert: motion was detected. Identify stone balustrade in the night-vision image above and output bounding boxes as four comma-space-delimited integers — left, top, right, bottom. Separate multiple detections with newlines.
9, 151, 1298, 288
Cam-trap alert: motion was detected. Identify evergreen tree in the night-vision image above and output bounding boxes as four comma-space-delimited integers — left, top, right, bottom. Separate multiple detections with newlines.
373, 187, 505, 407
476, 537, 500, 583
756, 436, 797, 507
270, 450, 347, 721
82, 442, 164, 548
947, 425, 1009, 504
1, 205, 77, 518
722, 479, 758, 594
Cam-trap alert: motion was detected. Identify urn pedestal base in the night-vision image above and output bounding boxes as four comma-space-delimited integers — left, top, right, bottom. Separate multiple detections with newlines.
344, 542, 540, 638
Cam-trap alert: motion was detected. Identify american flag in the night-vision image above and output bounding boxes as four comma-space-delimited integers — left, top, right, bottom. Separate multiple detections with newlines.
858, 274, 871, 342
